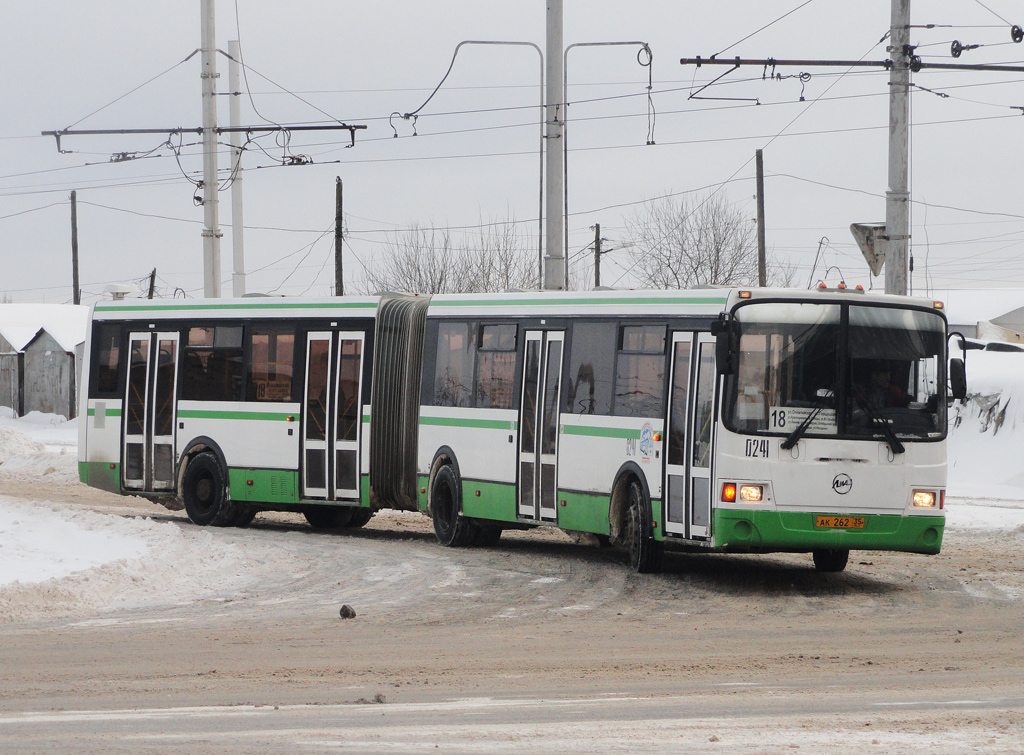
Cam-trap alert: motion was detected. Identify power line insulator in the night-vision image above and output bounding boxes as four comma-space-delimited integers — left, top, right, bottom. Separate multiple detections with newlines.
1012, 25, 1023, 44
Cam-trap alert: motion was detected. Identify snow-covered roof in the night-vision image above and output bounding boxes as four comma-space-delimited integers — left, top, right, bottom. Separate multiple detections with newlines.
0, 304, 88, 353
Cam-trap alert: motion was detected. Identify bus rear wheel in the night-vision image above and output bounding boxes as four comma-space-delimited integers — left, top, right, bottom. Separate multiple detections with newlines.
473, 524, 503, 547
181, 453, 236, 527
626, 479, 663, 574
431, 465, 476, 547
343, 508, 374, 529
227, 505, 257, 528
304, 506, 354, 529
812, 548, 849, 572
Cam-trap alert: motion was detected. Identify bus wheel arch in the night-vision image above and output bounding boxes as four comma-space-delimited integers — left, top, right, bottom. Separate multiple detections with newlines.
181, 450, 238, 527
177, 436, 228, 497
428, 450, 476, 547
609, 464, 662, 573
608, 463, 650, 545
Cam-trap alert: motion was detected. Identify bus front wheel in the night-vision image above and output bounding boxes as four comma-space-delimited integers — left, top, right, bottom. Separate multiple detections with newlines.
627, 479, 663, 574
431, 465, 476, 547
181, 453, 236, 527
812, 548, 849, 572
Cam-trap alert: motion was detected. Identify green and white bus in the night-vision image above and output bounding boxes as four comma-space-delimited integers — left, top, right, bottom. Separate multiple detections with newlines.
79, 287, 961, 572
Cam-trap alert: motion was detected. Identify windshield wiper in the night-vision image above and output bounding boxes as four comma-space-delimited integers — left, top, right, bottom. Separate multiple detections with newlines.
854, 397, 905, 455
781, 389, 832, 450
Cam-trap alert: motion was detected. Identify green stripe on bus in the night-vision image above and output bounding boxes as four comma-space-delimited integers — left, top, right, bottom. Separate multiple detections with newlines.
431, 295, 727, 307
561, 424, 641, 439
178, 409, 295, 421
87, 408, 122, 416
419, 415, 517, 430
95, 301, 377, 313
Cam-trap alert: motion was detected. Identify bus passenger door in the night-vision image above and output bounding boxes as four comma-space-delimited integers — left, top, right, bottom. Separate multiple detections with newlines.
664, 333, 693, 536
302, 331, 365, 501
518, 330, 564, 522
688, 334, 717, 539
332, 335, 364, 500
123, 331, 180, 493
302, 333, 332, 499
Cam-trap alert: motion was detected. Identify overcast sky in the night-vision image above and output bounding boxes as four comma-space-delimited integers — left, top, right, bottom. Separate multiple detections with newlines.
2, 0, 1023, 304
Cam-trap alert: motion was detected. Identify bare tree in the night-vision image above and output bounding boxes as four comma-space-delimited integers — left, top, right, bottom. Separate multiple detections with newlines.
624, 192, 792, 289
360, 218, 538, 294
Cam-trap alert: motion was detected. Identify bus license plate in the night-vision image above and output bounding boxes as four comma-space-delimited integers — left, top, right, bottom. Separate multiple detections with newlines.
815, 515, 865, 529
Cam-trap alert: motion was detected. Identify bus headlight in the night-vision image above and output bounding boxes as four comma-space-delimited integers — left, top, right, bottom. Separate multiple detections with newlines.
722, 483, 764, 503
739, 485, 763, 502
912, 490, 937, 508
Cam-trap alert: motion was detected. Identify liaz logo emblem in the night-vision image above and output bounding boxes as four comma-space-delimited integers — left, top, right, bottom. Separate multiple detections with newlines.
832, 473, 853, 495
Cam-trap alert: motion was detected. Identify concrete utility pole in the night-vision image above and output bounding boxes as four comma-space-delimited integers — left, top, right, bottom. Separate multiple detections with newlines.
70, 190, 80, 305
335, 177, 344, 296
200, 0, 222, 298
543, 0, 565, 291
885, 0, 911, 296
228, 40, 246, 298
755, 149, 767, 287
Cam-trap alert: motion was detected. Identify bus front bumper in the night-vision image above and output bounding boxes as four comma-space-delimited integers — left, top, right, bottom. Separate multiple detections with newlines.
714, 508, 944, 555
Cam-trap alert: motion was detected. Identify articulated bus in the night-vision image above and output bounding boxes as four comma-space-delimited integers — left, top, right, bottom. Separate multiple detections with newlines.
79, 287, 961, 573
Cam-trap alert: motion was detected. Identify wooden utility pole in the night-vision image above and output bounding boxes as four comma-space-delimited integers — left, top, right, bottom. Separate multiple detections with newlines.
147, 268, 157, 299
335, 177, 344, 296
70, 190, 80, 305
755, 149, 766, 287
593, 223, 602, 289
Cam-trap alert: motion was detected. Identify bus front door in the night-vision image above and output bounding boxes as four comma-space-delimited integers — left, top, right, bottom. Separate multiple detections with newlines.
518, 330, 564, 522
302, 331, 365, 501
664, 332, 715, 539
122, 332, 180, 493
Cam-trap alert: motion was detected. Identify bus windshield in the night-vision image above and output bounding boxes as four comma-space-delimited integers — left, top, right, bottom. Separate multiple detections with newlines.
724, 301, 946, 442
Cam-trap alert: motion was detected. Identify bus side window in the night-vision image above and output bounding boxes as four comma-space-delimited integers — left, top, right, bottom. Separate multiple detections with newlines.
614, 324, 666, 418
475, 324, 517, 409
90, 322, 123, 397
247, 327, 296, 401
433, 321, 475, 408
182, 326, 244, 402
564, 322, 615, 415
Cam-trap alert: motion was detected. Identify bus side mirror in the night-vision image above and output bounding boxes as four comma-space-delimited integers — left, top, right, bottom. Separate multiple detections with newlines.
949, 358, 967, 401
711, 314, 737, 375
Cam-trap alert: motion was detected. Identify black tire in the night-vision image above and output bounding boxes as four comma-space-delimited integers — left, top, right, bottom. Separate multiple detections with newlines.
181, 453, 236, 527
431, 465, 477, 547
626, 479, 663, 573
813, 548, 850, 572
342, 508, 374, 529
304, 506, 354, 530
227, 505, 258, 528
473, 524, 503, 547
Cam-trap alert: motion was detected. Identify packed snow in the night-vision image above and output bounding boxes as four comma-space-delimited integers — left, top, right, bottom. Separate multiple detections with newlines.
1, 348, 1024, 621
